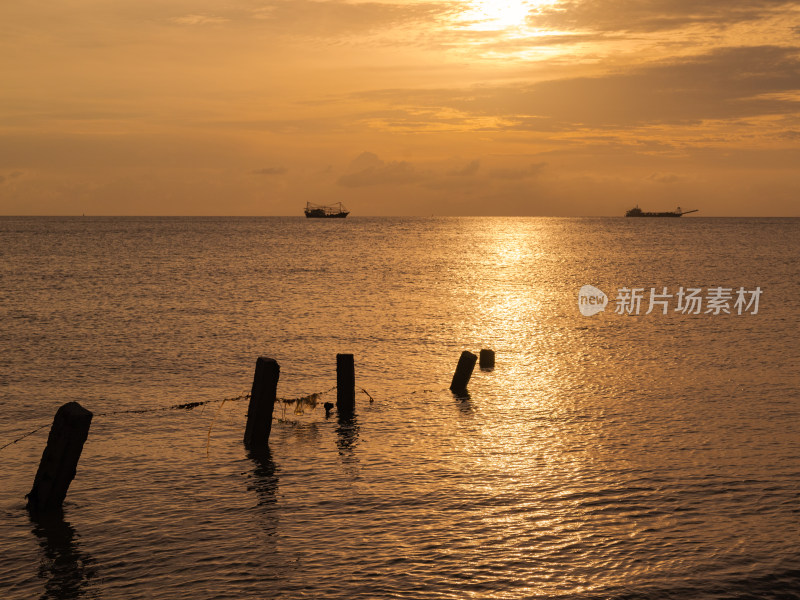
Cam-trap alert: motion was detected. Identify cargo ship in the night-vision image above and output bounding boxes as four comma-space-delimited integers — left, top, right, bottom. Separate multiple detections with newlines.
304, 202, 349, 218
625, 206, 698, 217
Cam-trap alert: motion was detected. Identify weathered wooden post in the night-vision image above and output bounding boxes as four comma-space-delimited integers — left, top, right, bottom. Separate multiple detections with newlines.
450, 350, 477, 394
479, 348, 495, 369
336, 353, 355, 415
244, 357, 280, 447
27, 402, 93, 514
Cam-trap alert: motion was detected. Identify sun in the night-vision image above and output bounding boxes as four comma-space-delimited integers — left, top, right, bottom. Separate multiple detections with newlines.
463, 0, 557, 31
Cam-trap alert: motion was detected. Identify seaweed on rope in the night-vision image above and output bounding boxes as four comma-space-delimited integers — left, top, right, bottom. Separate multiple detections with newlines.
278, 385, 336, 419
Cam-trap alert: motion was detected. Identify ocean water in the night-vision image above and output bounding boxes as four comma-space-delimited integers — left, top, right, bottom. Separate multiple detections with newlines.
1, 216, 798, 599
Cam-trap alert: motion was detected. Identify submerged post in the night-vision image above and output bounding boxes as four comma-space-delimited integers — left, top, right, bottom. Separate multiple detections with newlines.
450, 350, 477, 394
244, 357, 280, 447
27, 402, 93, 514
479, 349, 495, 370
336, 353, 355, 415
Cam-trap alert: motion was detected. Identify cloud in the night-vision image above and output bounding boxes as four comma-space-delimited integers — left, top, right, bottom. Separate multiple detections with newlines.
337, 151, 422, 187
478, 32, 616, 49
161, 1, 456, 37
0, 171, 23, 185
347, 151, 382, 171
252, 166, 288, 175
488, 162, 547, 179
449, 159, 480, 176
648, 172, 683, 184
252, 1, 456, 35
170, 14, 229, 26
531, 0, 795, 33
356, 46, 800, 129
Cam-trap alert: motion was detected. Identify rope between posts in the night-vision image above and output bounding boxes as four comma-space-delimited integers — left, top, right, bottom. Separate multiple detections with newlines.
93, 393, 252, 417
0, 386, 385, 453
0, 424, 51, 452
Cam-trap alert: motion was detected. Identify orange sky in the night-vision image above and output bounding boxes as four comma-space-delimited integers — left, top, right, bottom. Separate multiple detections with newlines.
1, 0, 799, 215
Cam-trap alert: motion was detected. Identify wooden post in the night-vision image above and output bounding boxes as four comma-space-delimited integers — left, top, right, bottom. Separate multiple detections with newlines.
479, 349, 495, 369
450, 350, 477, 394
27, 402, 93, 514
336, 353, 355, 415
244, 357, 280, 447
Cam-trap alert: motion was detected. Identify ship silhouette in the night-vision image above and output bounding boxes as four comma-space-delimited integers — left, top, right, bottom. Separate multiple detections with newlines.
625, 205, 698, 217
304, 202, 349, 218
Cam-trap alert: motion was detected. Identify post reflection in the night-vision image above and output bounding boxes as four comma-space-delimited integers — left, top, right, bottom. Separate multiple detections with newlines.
335, 413, 360, 479
335, 413, 359, 455
455, 392, 474, 415
244, 445, 283, 577
246, 445, 279, 508
30, 512, 98, 600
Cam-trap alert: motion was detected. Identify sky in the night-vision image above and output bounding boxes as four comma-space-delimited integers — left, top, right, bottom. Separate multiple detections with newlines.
1, 0, 799, 216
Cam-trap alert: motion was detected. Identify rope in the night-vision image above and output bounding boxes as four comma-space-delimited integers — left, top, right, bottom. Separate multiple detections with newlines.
0, 424, 51, 452
0, 386, 381, 453
94, 393, 251, 417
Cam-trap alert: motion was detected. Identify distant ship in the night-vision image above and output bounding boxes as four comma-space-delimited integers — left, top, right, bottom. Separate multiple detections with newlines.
304, 202, 349, 218
625, 206, 699, 217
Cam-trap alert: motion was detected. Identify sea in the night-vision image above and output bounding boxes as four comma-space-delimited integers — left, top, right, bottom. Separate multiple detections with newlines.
1, 216, 798, 600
